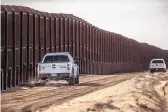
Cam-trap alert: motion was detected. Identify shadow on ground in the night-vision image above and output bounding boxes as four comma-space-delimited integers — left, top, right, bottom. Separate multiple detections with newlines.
45, 82, 102, 87
86, 101, 120, 112
16, 81, 102, 88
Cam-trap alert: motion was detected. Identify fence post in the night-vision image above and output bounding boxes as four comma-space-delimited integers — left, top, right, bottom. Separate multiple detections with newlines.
7, 67, 12, 89
1, 69, 4, 91
23, 63, 27, 82
16, 65, 19, 86
29, 63, 33, 81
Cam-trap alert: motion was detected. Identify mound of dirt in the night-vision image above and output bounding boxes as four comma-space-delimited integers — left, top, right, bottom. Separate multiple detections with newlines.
41, 72, 168, 112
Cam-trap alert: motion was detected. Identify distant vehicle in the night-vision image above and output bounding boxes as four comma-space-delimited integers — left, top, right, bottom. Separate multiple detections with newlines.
37, 52, 80, 85
149, 59, 167, 73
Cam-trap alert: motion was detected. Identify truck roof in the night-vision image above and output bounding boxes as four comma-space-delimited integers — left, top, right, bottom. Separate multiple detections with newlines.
151, 58, 164, 61
45, 52, 70, 56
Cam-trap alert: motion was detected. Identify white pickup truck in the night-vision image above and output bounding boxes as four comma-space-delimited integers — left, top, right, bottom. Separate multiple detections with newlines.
37, 52, 80, 85
149, 59, 167, 73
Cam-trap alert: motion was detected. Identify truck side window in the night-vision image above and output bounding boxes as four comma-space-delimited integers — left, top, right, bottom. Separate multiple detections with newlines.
43, 56, 53, 63
152, 60, 164, 63
54, 55, 59, 62
60, 55, 70, 62
43, 55, 70, 63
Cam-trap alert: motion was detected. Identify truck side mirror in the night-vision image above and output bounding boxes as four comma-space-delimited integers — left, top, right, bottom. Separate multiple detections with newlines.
74, 60, 79, 65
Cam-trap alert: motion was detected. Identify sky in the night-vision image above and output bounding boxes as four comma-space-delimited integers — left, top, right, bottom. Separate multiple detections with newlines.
1, 0, 168, 49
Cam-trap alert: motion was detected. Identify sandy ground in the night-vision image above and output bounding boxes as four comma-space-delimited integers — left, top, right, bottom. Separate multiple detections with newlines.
1, 73, 137, 112
41, 72, 168, 112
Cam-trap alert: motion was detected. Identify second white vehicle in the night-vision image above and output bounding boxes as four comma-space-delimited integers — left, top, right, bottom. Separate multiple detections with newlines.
37, 52, 80, 85
149, 59, 167, 73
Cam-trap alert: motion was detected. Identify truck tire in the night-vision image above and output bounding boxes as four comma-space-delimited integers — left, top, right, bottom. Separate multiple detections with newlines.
163, 69, 167, 72
150, 69, 154, 73
68, 77, 75, 85
40, 77, 48, 80
75, 76, 79, 84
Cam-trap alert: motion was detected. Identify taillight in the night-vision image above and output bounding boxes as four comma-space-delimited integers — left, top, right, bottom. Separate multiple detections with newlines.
39, 65, 41, 71
67, 64, 70, 70
36, 63, 38, 71
37, 63, 41, 72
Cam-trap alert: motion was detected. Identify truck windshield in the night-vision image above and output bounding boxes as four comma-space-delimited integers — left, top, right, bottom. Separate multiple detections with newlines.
43, 55, 70, 63
152, 60, 164, 63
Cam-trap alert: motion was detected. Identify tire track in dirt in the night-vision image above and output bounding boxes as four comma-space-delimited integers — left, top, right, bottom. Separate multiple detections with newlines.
1, 73, 137, 112
2, 75, 118, 103
23, 78, 128, 112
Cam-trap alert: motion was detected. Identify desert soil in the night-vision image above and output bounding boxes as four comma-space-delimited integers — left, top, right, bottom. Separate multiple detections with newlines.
1, 73, 137, 112
2, 72, 168, 112
41, 72, 168, 112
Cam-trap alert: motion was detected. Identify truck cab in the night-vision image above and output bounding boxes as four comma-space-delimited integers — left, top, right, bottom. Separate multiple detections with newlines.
37, 52, 79, 85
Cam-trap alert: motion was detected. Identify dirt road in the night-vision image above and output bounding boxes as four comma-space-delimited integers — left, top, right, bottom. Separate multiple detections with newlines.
43, 71, 168, 112
1, 73, 139, 112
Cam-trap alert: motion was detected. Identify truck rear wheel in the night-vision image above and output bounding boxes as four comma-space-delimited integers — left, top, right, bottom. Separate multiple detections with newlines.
68, 77, 75, 85
150, 69, 154, 73
38, 77, 47, 81
75, 76, 79, 84
163, 69, 167, 72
